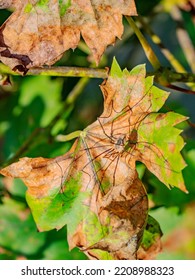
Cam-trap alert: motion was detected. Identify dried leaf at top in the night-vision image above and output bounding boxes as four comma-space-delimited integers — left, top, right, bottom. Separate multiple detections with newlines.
0, 0, 137, 73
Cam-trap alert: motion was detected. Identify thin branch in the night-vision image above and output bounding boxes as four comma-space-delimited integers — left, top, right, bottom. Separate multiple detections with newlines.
125, 16, 161, 70
187, 120, 195, 128
171, 6, 195, 73
151, 68, 195, 84
137, 15, 186, 72
165, 84, 195, 95
56, 130, 83, 142
1, 63, 195, 84
0, 63, 108, 79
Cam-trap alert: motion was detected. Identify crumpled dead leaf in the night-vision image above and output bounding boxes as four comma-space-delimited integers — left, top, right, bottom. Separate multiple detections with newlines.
0, 0, 137, 73
0, 60, 187, 259
87, 174, 148, 259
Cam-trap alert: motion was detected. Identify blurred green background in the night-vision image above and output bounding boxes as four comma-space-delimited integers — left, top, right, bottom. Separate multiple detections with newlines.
0, 0, 195, 260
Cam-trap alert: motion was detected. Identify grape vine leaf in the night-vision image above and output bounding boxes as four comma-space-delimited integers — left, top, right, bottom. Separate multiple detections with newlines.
0, 0, 137, 73
0, 59, 187, 259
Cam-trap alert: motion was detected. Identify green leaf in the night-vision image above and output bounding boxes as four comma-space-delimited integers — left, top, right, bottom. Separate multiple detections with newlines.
0, 198, 46, 255
19, 76, 63, 127
110, 57, 123, 77
137, 112, 187, 190
26, 171, 89, 232
149, 147, 195, 208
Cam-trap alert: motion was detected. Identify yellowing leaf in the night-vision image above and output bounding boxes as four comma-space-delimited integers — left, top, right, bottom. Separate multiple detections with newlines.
0, 0, 137, 73
0, 59, 187, 259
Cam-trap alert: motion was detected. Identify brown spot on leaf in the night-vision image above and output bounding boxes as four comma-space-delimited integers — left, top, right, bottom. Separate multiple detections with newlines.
168, 142, 176, 153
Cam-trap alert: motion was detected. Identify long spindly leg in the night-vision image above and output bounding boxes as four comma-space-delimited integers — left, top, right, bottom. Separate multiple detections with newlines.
80, 135, 121, 191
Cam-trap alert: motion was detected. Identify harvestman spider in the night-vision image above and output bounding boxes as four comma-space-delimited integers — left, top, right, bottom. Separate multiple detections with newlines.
56, 82, 171, 203
85, 84, 172, 190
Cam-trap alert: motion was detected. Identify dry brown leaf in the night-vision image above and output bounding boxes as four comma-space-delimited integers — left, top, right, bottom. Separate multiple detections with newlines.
87, 174, 148, 259
0, 0, 137, 73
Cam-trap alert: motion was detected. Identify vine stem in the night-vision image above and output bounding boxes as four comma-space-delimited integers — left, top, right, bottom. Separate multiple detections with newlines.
125, 16, 161, 70
56, 130, 82, 142
1, 63, 195, 85
0, 63, 108, 79
137, 15, 186, 73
